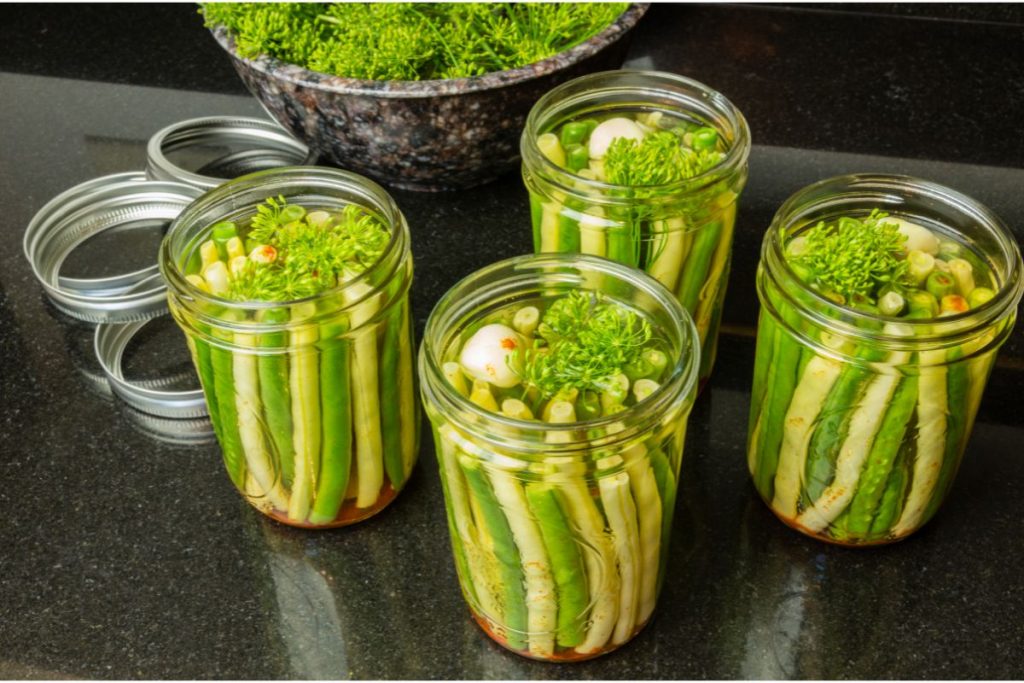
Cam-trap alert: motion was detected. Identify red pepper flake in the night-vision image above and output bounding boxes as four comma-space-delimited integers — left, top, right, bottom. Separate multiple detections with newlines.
500, 337, 518, 350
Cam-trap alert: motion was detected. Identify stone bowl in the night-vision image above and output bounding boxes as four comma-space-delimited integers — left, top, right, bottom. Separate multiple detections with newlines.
210, 4, 648, 192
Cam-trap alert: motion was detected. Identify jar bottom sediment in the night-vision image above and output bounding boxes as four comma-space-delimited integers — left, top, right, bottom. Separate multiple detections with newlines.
245, 482, 401, 529
470, 609, 654, 663
764, 500, 930, 548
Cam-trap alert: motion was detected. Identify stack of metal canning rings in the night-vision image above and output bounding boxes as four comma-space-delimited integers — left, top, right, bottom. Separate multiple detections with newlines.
23, 116, 313, 439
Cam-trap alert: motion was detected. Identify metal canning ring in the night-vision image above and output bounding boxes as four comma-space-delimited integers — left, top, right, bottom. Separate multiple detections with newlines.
94, 318, 209, 419
24, 173, 202, 323
146, 116, 314, 190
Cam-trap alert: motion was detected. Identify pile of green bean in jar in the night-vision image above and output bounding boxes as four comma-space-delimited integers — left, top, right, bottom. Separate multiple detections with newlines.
164, 192, 417, 528
522, 71, 749, 386
748, 208, 1012, 545
420, 256, 698, 661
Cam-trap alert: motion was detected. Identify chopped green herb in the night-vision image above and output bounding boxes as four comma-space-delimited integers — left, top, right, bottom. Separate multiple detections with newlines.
516, 291, 653, 397
209, 197, 390, 302
202, 3, 630, 81
603, 131, 724, 186
788, 210, 909, 303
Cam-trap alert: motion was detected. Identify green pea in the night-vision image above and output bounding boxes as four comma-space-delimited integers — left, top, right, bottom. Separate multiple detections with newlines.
691, 127, 719, 151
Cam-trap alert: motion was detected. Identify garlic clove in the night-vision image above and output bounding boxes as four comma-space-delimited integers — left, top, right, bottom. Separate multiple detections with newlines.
588, 117, 645, 160
458, 323, 525, 388
890, 217, 939, 255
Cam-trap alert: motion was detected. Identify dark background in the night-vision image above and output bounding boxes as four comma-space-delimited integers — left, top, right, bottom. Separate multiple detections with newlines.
1, 3, 1023, 679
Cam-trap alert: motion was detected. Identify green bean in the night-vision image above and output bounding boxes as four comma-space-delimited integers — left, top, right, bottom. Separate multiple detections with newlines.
869, 443, 911, 535
752, 313, 803, 501
844, 375, 919, 536
691, 127, 718, 151
803, 343, 886, 502
968, 287, 995, 308
524, 484, 588, 649
209, 331, 247, 489
566, 144, 590, 173
529, 194, 543, 252
435, 427, 480, 609
605, 220, 638, 267
379, 300, 407, 491
257, 308, 294, 488
558, 198, 583, 253
460, 457, 528, 652
747, 311, 776, 438
926, 270, 955, 299
677, 219, 722, 314
920, 347, 970, 523
309, 319, 353, 525
233, 330, 291, 511
287, 308, 320, 522
395, 303, 418, 480
647, 448, 676, 593
211, 221, 237, 261
186, 330, 221, 440
576, 390, 601, 420
560, 121, 589, 149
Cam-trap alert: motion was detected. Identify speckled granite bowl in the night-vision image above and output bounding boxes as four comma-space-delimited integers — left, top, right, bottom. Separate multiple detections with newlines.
210, 4, 648, 191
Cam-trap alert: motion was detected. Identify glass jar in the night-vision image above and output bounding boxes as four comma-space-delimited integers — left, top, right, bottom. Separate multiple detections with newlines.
521, 70, 750, 387
418, 254, 700, 661
748, 174, 1023, 545
159, 167, 418, 528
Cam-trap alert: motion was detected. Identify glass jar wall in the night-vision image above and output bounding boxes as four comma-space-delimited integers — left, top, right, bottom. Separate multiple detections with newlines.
160, 166, 418, 528
419, 254, 700, 660
521, 70, 750, 386
748, 174, 1023, 545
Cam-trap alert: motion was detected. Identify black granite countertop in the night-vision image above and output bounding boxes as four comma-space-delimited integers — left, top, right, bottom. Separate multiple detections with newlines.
2, 4, 1023, 679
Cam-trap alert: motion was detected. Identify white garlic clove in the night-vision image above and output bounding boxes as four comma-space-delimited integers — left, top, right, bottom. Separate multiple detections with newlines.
890, 217, 939, 255
458, 323, 525, 388
588, 117, 645, 160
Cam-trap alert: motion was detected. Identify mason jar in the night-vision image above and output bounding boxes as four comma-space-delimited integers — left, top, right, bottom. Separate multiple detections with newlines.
159, 167, 418, 528
521, 70, 750, 386
419, 254, 700, 661
748, 174, 1023, 545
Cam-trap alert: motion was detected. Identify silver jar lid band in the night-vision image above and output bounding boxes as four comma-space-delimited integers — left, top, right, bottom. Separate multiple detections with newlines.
146, 116, 314, 190
24, 173, 202, 323
95, 319, 209, 419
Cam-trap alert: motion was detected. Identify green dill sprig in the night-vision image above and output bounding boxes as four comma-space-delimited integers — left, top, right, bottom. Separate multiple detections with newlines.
515, 291, 652, 398
603, 131, 724, 186
227, 199, 390, 302
201, 3, 629, 81
787, 209, 909, 302
247, 195, 291, 244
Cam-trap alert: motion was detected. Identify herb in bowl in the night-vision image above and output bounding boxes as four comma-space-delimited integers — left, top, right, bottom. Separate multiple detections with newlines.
201, 2, 630, 81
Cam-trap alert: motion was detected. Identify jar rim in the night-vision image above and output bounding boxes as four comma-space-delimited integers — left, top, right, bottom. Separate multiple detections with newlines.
420, 253, 700, 455
159, 165, 408, 314
762, 173, 1024, 346
520, 69, 751, 199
